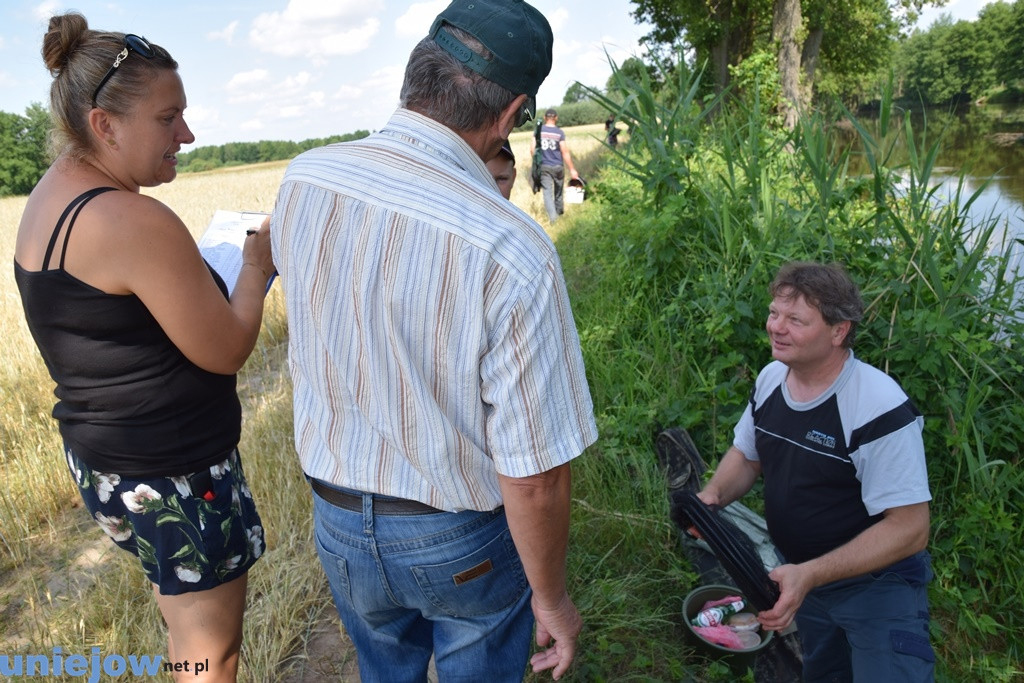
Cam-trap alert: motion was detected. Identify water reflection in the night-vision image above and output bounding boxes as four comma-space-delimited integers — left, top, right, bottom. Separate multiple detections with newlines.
841, 104, 1024, 285
929, 173, 1024, 287
842, 104, 1024, 218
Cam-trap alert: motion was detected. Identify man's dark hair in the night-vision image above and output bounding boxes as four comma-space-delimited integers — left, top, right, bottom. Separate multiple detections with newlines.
400, 26, 517, 132
770, 262, 864, 348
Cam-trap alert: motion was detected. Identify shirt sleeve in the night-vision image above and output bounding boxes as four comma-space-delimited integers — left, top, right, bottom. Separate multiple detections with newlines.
854, 416, 931, 515
481, 257, 597, 477
733, 401, 758, 461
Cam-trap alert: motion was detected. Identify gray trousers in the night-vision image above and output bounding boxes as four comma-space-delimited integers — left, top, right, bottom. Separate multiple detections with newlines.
540, 164, 564, 222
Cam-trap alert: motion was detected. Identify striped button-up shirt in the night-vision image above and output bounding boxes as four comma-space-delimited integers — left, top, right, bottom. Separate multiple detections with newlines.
271, 108, 597, 512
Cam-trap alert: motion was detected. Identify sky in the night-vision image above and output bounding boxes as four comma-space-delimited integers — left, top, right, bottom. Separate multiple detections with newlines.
0, 1, 995, 148
0, 0, 653, 147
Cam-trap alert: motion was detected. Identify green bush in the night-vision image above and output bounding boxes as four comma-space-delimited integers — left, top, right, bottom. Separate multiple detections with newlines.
552, 57, 1024, 681
514, 99, 608, 132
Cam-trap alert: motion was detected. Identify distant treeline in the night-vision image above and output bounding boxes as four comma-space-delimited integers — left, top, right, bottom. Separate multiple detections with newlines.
177, 131, 371, 173
892, 1, 1024, 106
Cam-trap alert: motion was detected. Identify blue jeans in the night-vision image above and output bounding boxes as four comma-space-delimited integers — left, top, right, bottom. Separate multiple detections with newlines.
310, 481, 534, 682
796, 551, 935, 682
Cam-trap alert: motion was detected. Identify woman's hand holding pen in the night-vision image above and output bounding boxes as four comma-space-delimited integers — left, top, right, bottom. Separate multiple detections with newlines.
241, 215, 274, 282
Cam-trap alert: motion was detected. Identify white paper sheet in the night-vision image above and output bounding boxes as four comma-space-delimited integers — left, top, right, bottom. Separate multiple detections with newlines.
196, 210, 271, 295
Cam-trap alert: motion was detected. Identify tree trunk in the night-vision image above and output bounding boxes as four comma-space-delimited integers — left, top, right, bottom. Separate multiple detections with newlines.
772, 0, 803, 130
712, 36, 731, 96
800, 26, 824, 112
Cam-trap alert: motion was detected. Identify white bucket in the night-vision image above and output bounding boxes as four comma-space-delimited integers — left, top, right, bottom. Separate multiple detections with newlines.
565, 178, 585, 204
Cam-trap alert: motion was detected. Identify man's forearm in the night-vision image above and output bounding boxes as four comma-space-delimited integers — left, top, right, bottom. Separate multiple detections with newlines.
698, 446, 760, 508
561, 148, 577, 177
803, 502, 930, 586
498, 463, 572, 607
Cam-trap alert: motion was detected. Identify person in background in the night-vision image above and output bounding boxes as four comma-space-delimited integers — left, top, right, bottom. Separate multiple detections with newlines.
486, 139, 518, 199
14, 12, 273, 682
529, 107, 578, 223
271, 0, 597, 680
696, 261, 934, 682
604, 114, 619, 148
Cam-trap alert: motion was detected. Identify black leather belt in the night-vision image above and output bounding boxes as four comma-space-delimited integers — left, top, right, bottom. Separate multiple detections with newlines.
310, 478, 443, 515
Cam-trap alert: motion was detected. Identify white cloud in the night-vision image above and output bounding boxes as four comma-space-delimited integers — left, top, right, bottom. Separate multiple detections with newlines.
249, 0, 384, 59
281, 71, 314, 89
394, 0, 447, 38
547, 8, 570, 35
332, 83, 364, 100
183, 103, 220, 130
33, 1, 60, 22
207, 20, 239, 45
359, 64, 405, 93
226, 69, 271, 90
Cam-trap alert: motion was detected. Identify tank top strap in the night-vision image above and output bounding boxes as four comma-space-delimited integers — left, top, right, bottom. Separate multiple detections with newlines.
42, 187, 119, 271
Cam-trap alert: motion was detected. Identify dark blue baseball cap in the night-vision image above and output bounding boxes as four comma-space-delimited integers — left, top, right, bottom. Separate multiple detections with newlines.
497, 139, 515, 162
430, 0, 553, 98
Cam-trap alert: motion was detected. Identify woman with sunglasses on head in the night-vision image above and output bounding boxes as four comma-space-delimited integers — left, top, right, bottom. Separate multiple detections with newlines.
14, 12, 273, 682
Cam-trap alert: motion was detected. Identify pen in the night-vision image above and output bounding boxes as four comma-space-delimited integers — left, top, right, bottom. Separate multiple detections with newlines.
246, 229, 257, 236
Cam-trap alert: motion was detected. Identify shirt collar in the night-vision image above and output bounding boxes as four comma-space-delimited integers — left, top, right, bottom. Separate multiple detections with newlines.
379, 108, 498, 193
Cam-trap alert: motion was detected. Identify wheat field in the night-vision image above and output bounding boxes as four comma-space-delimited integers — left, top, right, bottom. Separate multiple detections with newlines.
0, 127, 608, 680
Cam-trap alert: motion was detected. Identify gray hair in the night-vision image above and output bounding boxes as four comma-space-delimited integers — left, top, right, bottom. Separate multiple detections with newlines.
399, 26, 517, 132
770, 261, 864, 348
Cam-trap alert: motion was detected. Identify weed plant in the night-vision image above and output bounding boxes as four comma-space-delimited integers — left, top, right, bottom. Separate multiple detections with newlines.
551, 58, 1024, 681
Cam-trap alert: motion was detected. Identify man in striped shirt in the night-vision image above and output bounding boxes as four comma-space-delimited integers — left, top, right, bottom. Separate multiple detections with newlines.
270, 1, 597, 680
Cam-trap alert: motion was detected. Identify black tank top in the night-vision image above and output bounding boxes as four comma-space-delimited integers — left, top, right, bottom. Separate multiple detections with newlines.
14, 187, 242, 477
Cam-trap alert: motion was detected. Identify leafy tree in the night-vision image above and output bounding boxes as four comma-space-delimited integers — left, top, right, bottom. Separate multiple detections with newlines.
631, 0, 770, 98
983, 0, 1024, 88
895, 7, 1014, 105
630, 0, 941, 118
0, 104, 51, 197
974, 1, 1014, 89
606, 56, 656, 97
562, 81, 592, 104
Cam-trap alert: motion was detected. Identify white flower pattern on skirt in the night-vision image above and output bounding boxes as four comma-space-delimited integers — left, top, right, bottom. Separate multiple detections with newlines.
174, 564, 203, 583
94, 511, 132, 542
248, 526, 264, 559
170, 475, 192, 498
66, 448, 264, 593
93, 472, 121, 503
121, 484, 163, 513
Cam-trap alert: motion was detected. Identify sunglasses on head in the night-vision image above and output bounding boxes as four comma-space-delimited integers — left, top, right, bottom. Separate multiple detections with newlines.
91, 34, 155, 107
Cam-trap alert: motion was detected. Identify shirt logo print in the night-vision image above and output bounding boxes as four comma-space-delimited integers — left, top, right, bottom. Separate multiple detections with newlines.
805, 429, 836, 449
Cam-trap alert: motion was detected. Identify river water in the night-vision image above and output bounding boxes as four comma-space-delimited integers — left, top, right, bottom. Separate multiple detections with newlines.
846, 104, 1024, 288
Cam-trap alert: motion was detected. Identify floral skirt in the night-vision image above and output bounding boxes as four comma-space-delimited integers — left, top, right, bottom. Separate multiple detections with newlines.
66, 445, 265, 595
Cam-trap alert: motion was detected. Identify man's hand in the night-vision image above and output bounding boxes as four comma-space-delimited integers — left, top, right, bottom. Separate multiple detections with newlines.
757, 563, 814, 631
529, 592, 582, 680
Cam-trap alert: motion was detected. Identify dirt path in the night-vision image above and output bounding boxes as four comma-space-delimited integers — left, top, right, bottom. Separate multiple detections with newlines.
277, 606, 360, 682
278, 606, 438, 682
